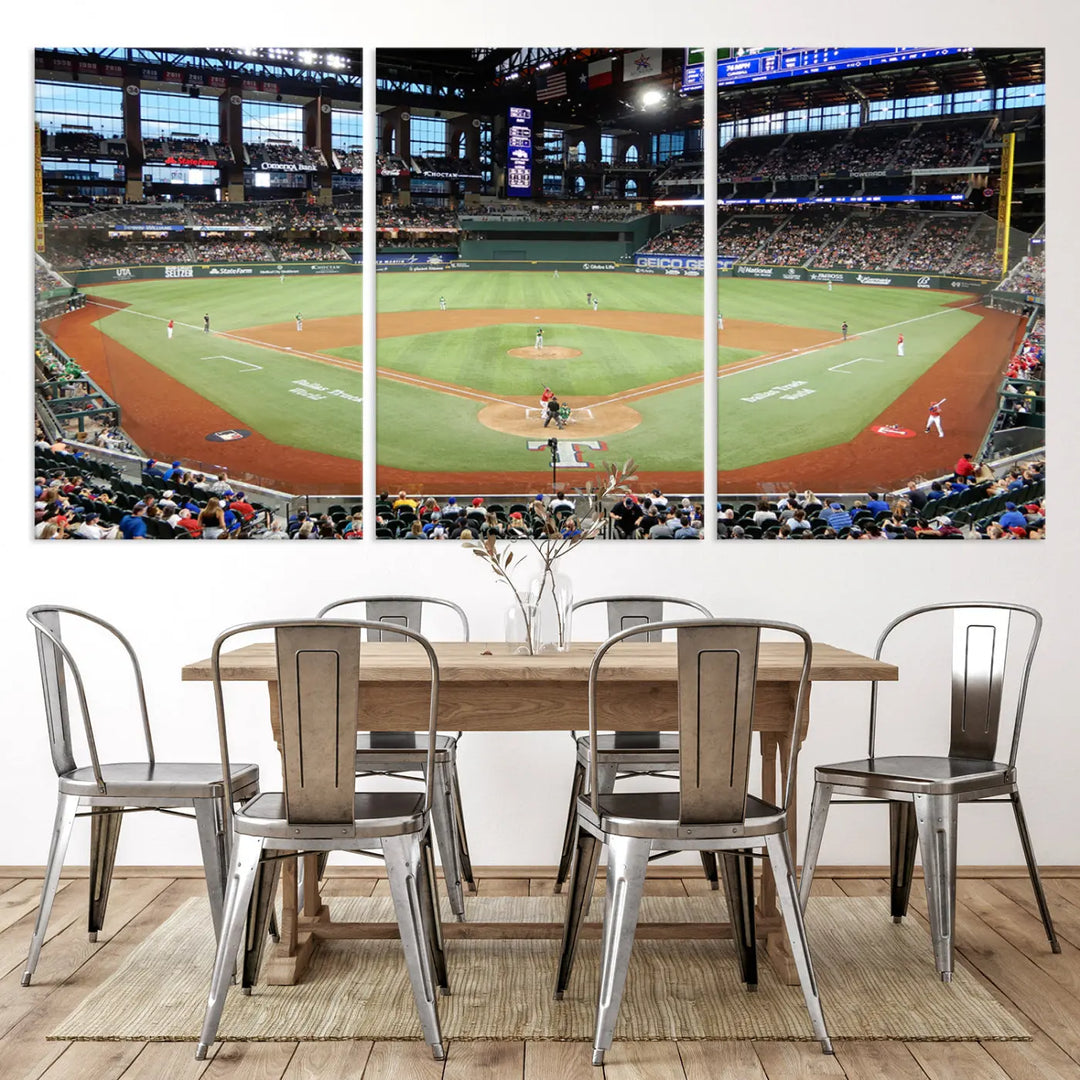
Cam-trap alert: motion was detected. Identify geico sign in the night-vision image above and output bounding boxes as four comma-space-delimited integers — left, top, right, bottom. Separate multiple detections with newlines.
165, 265, 194, 278
636, 256, 703, 269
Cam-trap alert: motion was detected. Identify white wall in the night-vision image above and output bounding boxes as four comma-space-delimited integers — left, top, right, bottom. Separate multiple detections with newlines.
6, 2, 1077, 872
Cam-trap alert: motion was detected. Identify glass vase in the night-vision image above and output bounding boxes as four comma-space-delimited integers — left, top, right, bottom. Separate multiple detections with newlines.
505, 600, 540, 655
528, 567, 574, 652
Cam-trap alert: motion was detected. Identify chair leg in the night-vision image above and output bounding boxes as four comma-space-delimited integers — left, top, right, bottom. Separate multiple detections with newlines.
445, 751, 476, 893
913, 793, 958, 981
416, 826, 450, 994
196, 833, 264, 1060
699, 852, 720, 891
798, 781, 833, 913
764, 831, 833, 1054
429, 761, 466, 921
193, 797, 228, 942
554, 823, 602, 998
889, 801, 920, 923
554, 759, 587, 893
23, 792, 78, 986
1010, 789, 1061, 953
88, 807, 124, 942
383, 832, 445, 1060
719, 850, 757, 989
241, 852, 282, 992
591, 834, 651, 1066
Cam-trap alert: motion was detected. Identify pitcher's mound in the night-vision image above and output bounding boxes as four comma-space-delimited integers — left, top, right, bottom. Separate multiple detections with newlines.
507, 346, 582, 360
478, 399, 641, 438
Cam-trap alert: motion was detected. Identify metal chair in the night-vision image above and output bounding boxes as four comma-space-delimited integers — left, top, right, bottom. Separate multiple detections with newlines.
23, 605, 261, 986
554, 596, 716, 893
317, 596, 474, 919
555, 619, 831, 1065
799, 602, 1059, 981
196, 619, 447, 1061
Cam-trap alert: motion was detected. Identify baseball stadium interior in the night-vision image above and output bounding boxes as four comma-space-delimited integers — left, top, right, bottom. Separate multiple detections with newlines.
33, 46, 1044, 541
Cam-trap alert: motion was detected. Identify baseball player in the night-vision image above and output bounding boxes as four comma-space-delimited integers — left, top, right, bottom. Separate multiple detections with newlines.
543, 395, 562, 428
295, 313, 303, 332
553, 269, 559, 279
591, 296, 599, 312
717, 311, 724, 331
203, 313, 210, 334
439, 296, 447, 311
557, 401, 571, 428
897, 333, 905, 357
535, 327, 544, 350
167, 319, 174, 340
828, 281, 833, 292
539, 386, 554, 420
925, 398, 947, 437
586, 291, 592, 308
841, 321, 848, 341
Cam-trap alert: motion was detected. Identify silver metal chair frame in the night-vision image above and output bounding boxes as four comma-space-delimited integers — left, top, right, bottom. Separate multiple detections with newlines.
554, 596, 716, 893
554, 618, 832, 1065
798, 601, 1059, 982
23, 605, 261, 987
316, 596, 474, 919
196, 618, 447, 1061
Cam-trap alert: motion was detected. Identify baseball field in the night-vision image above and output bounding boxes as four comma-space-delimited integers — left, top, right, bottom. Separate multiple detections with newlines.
44, 268, 1021, 496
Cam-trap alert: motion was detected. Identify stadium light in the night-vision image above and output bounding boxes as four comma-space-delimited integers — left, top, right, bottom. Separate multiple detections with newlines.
298, 50, 318, 66
641, 89, 664, 107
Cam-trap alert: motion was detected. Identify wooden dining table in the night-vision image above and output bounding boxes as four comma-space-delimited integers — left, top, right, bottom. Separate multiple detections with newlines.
182, 639, 897, 986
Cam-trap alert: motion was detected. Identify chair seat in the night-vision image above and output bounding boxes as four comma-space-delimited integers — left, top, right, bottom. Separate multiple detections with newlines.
815, 755, 1014, 795
234, 791, 426, 840
576, 733, 680, 767
356, 733, 456, 769
577, 790, 785, 841
59, 761, 260, 799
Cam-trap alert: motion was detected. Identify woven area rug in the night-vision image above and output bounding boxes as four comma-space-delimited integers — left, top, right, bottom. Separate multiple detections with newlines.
51, 895, 1027, 1042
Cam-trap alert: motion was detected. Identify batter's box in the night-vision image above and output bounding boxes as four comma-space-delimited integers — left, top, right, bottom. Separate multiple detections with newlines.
200, 354, 263, 373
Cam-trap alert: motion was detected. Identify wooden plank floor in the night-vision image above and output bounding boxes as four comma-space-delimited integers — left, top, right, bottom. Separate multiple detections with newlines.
1, 869, 1079, 1080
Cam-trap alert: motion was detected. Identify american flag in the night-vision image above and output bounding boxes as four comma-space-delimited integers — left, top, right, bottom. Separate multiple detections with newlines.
536, 69, 567, 101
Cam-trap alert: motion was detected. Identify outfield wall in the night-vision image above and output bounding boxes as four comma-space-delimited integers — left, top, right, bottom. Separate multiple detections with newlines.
62, 261, 360, 286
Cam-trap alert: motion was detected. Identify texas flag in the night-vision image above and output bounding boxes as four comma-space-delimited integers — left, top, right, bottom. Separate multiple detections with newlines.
623, 48, 662, 82
587, 58, 613, 89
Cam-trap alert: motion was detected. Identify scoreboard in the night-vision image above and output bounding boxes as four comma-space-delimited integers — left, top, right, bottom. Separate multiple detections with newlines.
683, 47, 974, 91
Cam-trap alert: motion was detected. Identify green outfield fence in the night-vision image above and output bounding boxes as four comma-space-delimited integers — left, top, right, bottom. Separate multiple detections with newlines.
62, 261, 360, 286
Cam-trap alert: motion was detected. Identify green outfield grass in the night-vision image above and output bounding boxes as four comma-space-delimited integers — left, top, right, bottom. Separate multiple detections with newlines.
377, 270, 704, 315
90, 274, 362, 328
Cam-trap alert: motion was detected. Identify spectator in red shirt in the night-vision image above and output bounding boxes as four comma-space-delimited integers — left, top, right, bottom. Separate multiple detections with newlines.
228, 492, 256, 522
175, 508, 203, 538
954, 453, 977, 480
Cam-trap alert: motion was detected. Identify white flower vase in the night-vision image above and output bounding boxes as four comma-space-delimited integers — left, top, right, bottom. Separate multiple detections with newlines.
528, 568, 574, 653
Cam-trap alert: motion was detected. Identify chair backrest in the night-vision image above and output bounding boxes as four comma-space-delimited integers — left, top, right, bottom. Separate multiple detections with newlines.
26, 605, 154, 789
870, 602, 1041, 768
316, 596, 470, 642
587, 619, 812, 822
211, 619, 441, 829
572, 595, 713, 642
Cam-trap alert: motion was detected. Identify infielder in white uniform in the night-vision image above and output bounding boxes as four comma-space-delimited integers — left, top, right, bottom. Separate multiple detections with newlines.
897, 334, 905, 357
717, 311, 724, 331
295, 313, 303, 332
925, 398, 946, 437
439, 296, 447, 311
591, 296, 599, 311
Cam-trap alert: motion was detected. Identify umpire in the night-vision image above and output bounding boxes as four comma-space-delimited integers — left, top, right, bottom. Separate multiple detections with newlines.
543, 395, 563, 429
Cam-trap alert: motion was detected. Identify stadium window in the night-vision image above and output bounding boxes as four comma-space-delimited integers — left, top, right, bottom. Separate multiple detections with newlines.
625, 178, 637, 196
601, 133, 615, 163
820, 105, 850, 130
905, 95, 944, 118
543, 172, 562, 195
1000, 83, 1045, 109
950, 89, 993, 114
36, 80, 123, 139
718, 122, 736, 147
868, 100, 895, 122
785, 109, 809, 133
332, 107, 363, 152
749, 114, 770, 137
242, 99, 304, 145
140, 90, 219, 142
574, 176, 585, 193
543, 128, 565, 161
410, 115, 448, 158
624, 144, 639, 162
